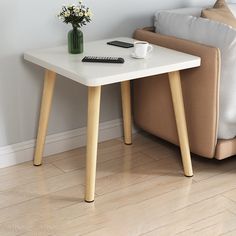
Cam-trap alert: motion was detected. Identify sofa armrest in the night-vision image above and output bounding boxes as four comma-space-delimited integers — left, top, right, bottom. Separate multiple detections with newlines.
132, 28, 221, 158
142, 26, 155, 32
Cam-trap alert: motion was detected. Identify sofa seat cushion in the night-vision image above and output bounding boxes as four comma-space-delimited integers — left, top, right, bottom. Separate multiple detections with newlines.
215, 138, 236, 159
155, 12, 236, 139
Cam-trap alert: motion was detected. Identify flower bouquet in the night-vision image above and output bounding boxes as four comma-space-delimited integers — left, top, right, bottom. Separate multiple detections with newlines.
58, 1, 92, 54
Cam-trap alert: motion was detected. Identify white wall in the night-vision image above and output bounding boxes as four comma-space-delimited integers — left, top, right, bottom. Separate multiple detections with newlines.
0, 0, 214, 147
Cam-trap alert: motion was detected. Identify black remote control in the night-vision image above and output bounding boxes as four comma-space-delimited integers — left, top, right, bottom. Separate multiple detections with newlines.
82, 56, 125, 64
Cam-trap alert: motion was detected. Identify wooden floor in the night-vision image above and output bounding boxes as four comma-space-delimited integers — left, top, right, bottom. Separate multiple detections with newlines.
1, 133, 236, 236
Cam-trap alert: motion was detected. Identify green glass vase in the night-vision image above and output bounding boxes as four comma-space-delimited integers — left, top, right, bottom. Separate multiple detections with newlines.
68, 27, 83, 54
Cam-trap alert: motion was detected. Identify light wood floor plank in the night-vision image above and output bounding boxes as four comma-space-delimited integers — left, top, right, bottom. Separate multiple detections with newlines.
0, 133, 235, 236
20, 195, 234, 236
95, 155, 185, 196
179, 211, 236, 236
222, 229, 236, 236
146, 210, 236, 236
52, 143, 153, 173
41, 171, 236, 236
0, 184, 85, 235
223, 188, 236, 203
0, 164, 63, 192
2, 174, 194, 235
44, 138, 121, 164
142, 145, 236, 182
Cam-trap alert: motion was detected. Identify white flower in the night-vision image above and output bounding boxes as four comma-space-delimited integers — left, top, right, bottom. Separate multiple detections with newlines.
74, 7, 80, 13
58, 2, 92, 26
87, 10, 92, 17
64, 11, 70, 17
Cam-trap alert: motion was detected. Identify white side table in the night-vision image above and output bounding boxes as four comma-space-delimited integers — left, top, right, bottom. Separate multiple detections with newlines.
24, 37, 201, 202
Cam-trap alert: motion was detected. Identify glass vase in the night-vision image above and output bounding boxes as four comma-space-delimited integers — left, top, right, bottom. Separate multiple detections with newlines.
68, 27, 83, 54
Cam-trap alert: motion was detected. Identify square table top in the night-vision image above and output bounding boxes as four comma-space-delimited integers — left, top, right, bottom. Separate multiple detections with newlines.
24, 37, 201, 87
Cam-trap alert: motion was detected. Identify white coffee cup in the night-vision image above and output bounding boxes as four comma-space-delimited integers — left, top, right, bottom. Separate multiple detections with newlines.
133, 41, 153, 58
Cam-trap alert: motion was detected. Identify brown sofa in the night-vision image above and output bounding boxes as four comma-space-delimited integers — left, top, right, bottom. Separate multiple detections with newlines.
133, 27, 236, 160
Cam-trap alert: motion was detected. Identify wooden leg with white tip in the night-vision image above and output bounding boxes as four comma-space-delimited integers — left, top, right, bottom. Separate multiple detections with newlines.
85, 86, 101, 203
34, 70, 56, 166
121, 80, 132, 145
168, 71, 193, 177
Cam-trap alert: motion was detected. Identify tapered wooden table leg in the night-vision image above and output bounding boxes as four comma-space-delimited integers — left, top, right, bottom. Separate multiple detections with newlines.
34, 70, 56, 166
168, 71, 193, 177
121, 81, 132, 145
85, 86, 101, 203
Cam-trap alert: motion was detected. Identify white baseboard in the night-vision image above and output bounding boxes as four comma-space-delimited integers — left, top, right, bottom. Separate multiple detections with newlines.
0, 119, 125, 169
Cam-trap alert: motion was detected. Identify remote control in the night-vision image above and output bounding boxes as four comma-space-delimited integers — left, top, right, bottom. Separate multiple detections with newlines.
82, 56, 125, 64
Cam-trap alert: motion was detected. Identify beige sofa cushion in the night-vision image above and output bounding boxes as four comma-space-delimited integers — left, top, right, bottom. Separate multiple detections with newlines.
201, 0, 236, 28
